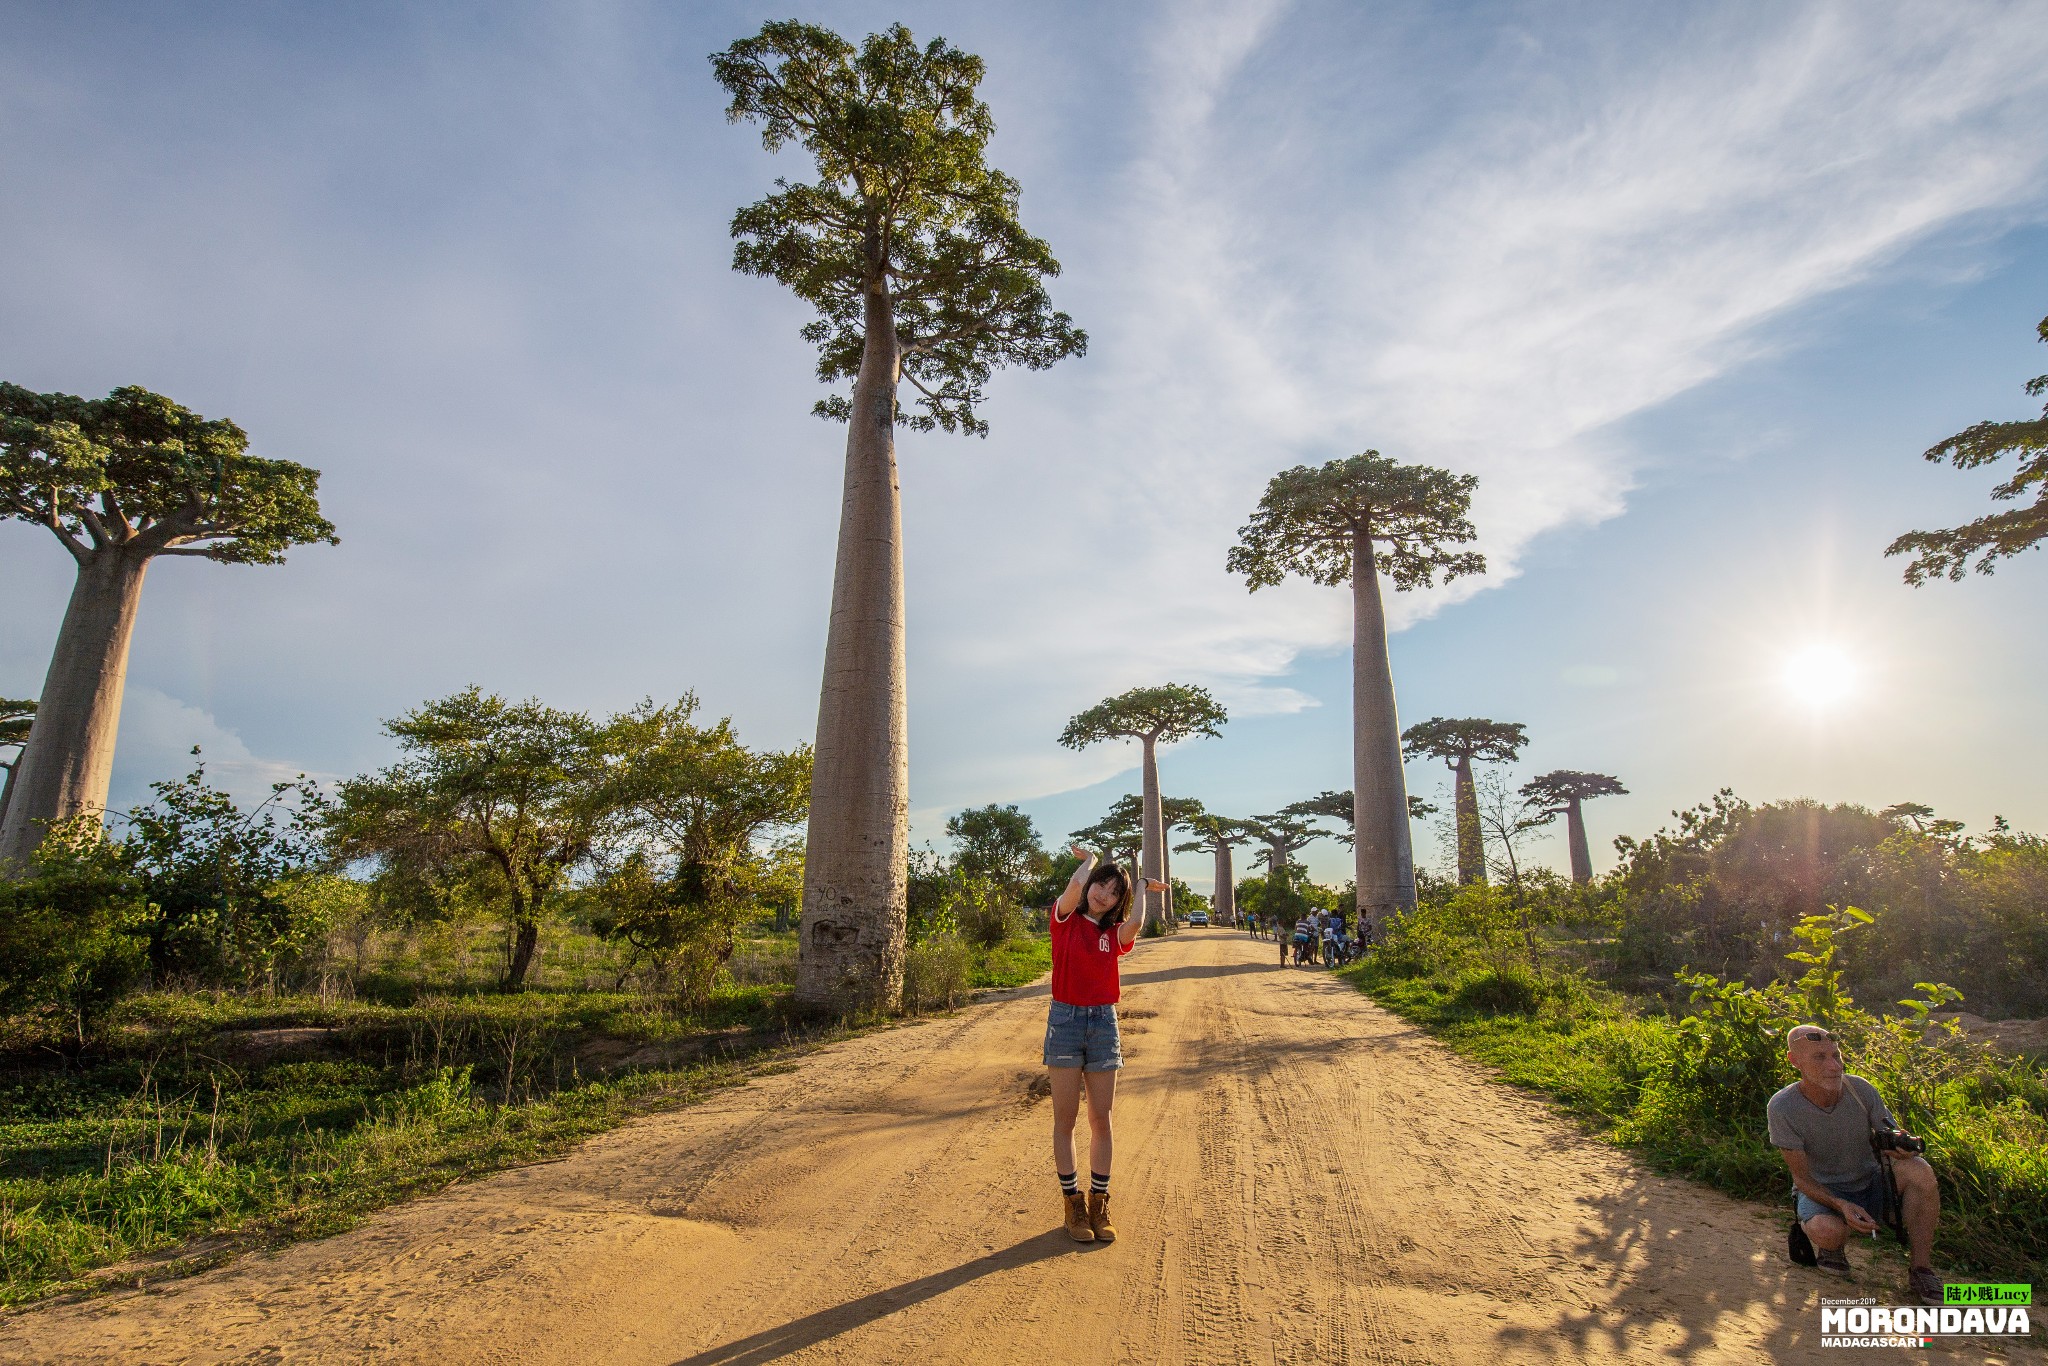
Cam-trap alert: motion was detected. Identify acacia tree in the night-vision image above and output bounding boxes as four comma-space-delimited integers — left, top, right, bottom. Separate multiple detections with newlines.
329, 689, 607, 991
1060, 684, 1227, 927
713, 23, 1085, 1013
1520, 770, 1627, 884
1400, 718, 1527, 886
1175, 813, 1256, 926
0, 698, 33, 833
1887, 311, 2047, 583
1228, 453, 1483, 926
591, 697, 811, 1006
0, 385, 336, 867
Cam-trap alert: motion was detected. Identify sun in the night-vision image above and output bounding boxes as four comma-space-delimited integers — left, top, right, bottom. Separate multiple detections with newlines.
1781, 643, 1859, 710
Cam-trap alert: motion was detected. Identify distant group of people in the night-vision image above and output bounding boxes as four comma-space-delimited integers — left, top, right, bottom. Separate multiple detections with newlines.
1245, 907, 1365, 966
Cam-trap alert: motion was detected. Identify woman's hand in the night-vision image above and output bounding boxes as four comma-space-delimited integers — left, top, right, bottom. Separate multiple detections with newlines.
1069, 843, 1091, 861
1145, 879, 1168, 894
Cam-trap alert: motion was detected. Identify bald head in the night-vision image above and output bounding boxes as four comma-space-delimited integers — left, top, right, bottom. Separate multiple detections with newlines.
1787, 1024, 1844, 1086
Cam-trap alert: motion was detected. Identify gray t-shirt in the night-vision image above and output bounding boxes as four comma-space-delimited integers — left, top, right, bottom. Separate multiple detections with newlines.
1766, 1074, 1894, 1189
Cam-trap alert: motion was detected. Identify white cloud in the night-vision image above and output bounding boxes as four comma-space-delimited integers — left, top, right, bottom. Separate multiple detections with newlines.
111, 687, 330, 811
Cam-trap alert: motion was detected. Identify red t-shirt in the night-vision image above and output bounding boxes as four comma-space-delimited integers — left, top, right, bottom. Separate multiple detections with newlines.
1050, 906, 1134, 1006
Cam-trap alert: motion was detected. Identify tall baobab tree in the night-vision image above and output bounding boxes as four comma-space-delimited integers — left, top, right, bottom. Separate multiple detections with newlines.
1247, 811, 1320, 882
0, 385, 336, 868
1887, 310, 2047, 583
1284, 788, 1438, 848
1401, 718, 1527, 886
1060, 684, 1227, 928
714, 22, 1086, 1011
1228, 453, 1483, 927
1520, 770, 1627, 884
1175, 813, 1257, 926
0, 698, 33, 834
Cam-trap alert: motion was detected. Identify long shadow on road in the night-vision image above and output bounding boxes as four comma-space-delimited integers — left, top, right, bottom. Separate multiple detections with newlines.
667, 1231, 1078, 1365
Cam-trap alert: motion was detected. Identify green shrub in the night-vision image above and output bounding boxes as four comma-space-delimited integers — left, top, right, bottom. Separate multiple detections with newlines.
902, 934, 971, 1012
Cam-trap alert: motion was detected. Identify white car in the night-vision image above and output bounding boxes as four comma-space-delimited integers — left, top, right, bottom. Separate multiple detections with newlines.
1186, 909, 1210, 927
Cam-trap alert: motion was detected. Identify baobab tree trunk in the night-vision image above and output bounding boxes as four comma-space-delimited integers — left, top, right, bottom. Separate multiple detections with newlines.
1350, 529, 1414, 928
0, 548, 151, 868
796, 285, 910, 1013
1138, 734, 1164, 930
1212, 841, 1236, 925
1566, 796, 1592, 884
1454, 755, 1486, 885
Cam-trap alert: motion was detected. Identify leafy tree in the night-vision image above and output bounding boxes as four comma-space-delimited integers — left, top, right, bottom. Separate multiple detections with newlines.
1246, 811, 1321, 882
1282, 788, 1440, 848
945, 803, 1045, 899
0, 697, 32, 833
329, 689, 607, 991
120, 755, 330, 987
713, 22, 1085, 1013
1060, 684, 1227, 927
0, 385, 336, 867
1229, 452, 1483, 926
1520, 769, 1627, 884
1174, 813, 1257, 925
1400, 718, 1527, 886
1887, 311, 2048, 583
588, 698, 812, 1005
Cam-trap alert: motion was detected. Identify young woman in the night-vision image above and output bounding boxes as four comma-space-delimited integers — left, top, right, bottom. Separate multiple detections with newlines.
1045, 844, 1164, 1244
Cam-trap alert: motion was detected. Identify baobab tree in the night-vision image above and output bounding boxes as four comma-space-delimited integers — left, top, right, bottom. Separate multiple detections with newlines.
1247, 810, 1320, 881
1520, 770, 1627, 884
0, 698, 32, 833
0, 384, 336, 868
1175, 813, 1257, 926
1401, 718, 1526, 886
1060, 684, 1227, 928
1284, 788, 1436, 846
1070, 795, 1144, 884
713, 22, 1086, 1011
1228, 453, 1483, 926
1887, 310, 2047, 583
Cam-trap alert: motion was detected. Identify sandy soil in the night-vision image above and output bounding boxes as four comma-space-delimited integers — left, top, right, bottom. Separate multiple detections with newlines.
3, 929, 2037, 1365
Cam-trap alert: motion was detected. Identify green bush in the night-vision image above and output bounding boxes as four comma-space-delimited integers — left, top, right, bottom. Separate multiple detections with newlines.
902, 933, 971, 1011
0, 818, 148, 1037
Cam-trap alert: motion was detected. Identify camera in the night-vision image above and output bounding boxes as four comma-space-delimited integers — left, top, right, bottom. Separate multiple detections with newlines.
1871, 1127, 1926, 1155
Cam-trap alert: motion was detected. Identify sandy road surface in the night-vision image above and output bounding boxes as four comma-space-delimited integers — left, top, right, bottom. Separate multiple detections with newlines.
5, 930, 2037, 1365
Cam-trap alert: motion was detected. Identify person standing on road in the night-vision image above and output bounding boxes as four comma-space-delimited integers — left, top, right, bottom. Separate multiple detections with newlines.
1046, 845, 1165, 1245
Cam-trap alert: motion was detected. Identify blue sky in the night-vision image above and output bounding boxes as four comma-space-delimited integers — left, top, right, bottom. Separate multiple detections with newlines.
3, 0, 2045, 890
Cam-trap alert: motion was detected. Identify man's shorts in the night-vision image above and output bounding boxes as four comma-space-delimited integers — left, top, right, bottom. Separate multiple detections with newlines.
1796, 1172, 1893, 1225
1043, 1001, 1122, 1071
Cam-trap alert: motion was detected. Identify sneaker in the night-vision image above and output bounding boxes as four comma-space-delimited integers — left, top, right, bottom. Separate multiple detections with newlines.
1815, 1247, 1851, 1277
1910, 1267, 1945, 1305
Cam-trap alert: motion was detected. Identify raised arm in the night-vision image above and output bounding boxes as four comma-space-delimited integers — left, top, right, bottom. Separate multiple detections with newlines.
1055, 845, 1097, 921
1118, 878, 1170, 947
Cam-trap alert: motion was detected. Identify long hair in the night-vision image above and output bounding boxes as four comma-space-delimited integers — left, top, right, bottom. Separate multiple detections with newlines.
1082, 861, 1133, 926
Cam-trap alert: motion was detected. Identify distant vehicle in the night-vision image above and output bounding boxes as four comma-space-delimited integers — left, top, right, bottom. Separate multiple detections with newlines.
1186, 910, 1210, 927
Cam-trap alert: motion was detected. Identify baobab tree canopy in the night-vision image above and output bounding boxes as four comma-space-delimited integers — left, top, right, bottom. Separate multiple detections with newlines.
1057, 683, 1228, 750
1887, 310, 2047, 584
1225, 451, 1485, 591
711, 21, 1087, 435
1520, 770, 1628, 810
1401, 718, 1528, 768
1, 384, 336, 565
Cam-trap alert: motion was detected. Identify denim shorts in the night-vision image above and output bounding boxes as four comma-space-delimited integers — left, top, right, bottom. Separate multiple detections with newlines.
1796, 1173, 1892, 1225
1043, 1001, 1122, 1071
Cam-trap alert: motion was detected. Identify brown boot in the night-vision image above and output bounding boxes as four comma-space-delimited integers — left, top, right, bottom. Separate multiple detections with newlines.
1087, 1191, 1117, 1243
1062, 1191, 1095, 1242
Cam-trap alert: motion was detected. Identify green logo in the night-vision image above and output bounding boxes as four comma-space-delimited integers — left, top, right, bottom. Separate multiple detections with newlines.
1943, 1283, 2031, 1306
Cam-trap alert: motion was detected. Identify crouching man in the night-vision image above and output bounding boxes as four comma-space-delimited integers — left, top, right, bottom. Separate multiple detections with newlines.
1768, 1024, 1944, 1304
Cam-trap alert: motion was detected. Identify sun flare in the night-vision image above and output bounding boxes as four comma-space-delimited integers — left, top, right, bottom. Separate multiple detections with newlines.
1781, 643, 1859, 710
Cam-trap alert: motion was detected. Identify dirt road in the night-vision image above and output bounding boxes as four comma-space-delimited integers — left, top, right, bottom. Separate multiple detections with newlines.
4, 930, 2036, 1364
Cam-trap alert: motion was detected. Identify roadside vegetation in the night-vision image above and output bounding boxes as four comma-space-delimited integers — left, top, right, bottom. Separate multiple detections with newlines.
1337, 794, 2048, 1282
0, 721, 1055, 1306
